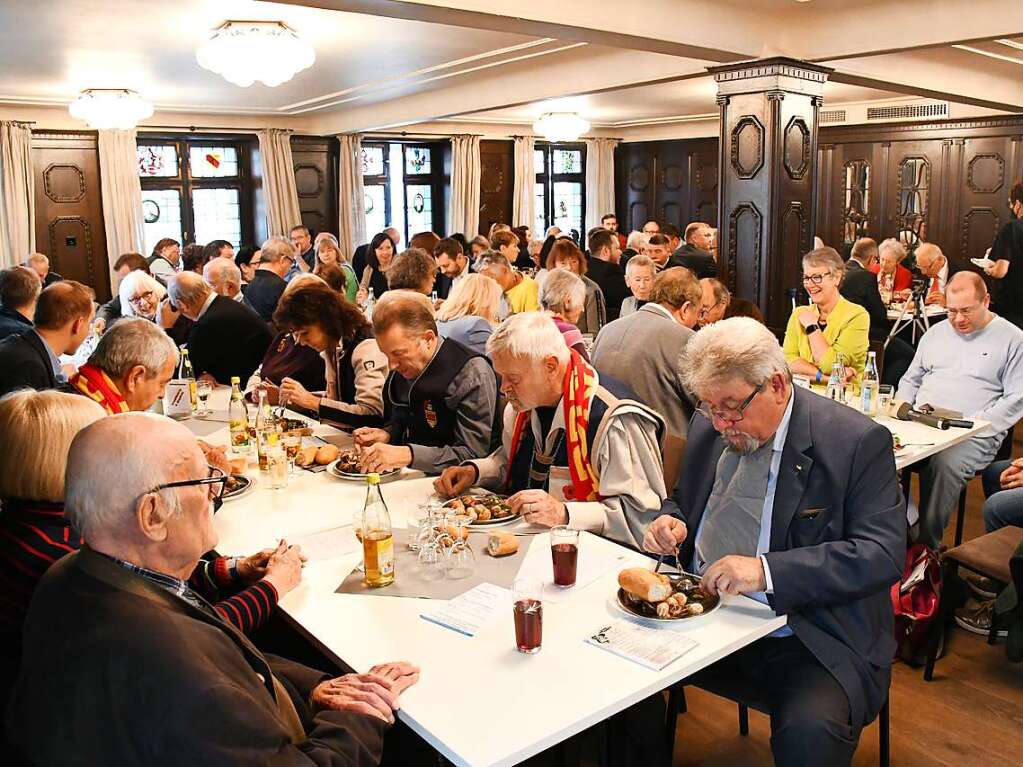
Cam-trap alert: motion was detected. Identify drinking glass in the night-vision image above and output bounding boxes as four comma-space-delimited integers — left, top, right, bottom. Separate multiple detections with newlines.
512, 578, 543, 654
195, 380, 212, 417
878, 385, 895, 417
281, 432, 302, 475
550, 526, 579, 587
409, 501, 442, 551
446, 514, 475, 580
417, 538, 448, 582
265, 443, 288, 490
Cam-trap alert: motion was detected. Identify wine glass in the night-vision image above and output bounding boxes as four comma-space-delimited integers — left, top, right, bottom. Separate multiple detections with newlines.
446, 513, 475, 579
281, 432, 302, 475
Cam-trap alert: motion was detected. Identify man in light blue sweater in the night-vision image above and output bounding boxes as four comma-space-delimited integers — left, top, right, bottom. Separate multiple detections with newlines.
897, 272, 1023, 548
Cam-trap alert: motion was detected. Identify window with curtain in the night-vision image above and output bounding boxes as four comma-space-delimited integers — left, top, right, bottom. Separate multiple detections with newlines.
534, 144, 586, 240
361, 141, 446, 243
137, 137, 255, 254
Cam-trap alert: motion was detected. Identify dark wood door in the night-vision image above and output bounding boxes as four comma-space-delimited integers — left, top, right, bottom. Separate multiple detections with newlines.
32, 131, 110, 302
954, 135, 1020, 262
291, 136, 339, 239
478, 140, 513, 235
882, 139, 946, 251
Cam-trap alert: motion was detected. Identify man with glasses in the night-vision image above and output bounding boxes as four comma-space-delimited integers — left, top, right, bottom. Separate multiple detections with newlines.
9, 413, 418, 765
644, 316, 904, 767
697, 277, 730, 327
896, 272, 1023, 548
243, 236, 294, 324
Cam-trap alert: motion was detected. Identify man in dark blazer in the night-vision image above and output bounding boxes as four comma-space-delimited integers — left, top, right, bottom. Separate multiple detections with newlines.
644, 317, 904, 767
169, 272, 272, 385
0, 280, 94, 397
667, 221, 718, 279
243, 237, 293, 323
8, 413, 418, 765
586, 228, 630, 321
0, 265, 39, 340
842, 238, 916, 386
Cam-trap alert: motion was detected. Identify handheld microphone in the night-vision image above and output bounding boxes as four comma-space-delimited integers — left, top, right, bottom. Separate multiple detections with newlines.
894, 402, 974, 430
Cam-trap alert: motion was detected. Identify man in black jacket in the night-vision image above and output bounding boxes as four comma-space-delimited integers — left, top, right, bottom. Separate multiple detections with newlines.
169, 272, 271, 385
243, 237, 293, 324
586, 228, 629, 321
667, 222, 718, 279
644, 317, 904, 767
0, 266, 40, 340
0, 280, 94, 397
842, 238, 914, 386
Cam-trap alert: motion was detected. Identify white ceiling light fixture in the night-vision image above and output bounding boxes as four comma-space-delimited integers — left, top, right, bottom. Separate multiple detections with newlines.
197, 20, 315, 87
533, 112, 591, 142
68, 88, 154, 129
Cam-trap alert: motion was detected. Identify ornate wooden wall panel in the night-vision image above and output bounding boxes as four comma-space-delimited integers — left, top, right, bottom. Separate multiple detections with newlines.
478, 140, 513, 236
290, 136, 339, 239
31, 131, 111, 302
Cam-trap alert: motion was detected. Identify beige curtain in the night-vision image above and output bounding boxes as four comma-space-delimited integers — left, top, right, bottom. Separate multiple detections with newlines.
585, 138, 618, 234
511, 136, 536, 233
97, 129, 144, 283
337, 133, 366, 257
257, 129, 302, 238
0, 121, 35, 268
448, 135, 481, 237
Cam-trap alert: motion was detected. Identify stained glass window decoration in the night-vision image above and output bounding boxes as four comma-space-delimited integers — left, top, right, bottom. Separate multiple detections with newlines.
188, 146, 239, 178
137, 144, 178, 177
405, 184, 432, 237
141, 189, 184, 256
364, 184, 387, 237
552, 181, 583, 236
361, 146, 385, 176
192, 187, 241, 249
405, 147, 431, 175
552, 149, 582, 175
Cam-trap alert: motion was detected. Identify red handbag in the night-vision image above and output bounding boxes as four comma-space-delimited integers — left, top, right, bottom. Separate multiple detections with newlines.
892, 543, 942, 665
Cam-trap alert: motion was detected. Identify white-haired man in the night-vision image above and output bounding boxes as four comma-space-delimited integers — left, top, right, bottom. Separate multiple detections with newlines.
644, 317, 904, 767
896, 271, 1023, 548
243, 237, 294, 323
435, 312, 666, 550
168, 272, 271, 385
24, 252, 63, 287
68, 318, 178, 413
8, 413, 418, 764
203, 257, 244, 301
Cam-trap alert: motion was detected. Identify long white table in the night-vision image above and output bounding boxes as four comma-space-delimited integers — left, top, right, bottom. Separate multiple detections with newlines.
189, 390, 786, 767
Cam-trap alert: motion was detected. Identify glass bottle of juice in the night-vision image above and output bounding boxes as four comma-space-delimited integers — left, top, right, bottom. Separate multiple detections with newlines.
362, 473, 395, 587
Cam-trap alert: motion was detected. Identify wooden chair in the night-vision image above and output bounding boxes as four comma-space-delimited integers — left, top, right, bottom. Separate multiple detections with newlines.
664, 682, 890, 767
923, 525, 1023, 680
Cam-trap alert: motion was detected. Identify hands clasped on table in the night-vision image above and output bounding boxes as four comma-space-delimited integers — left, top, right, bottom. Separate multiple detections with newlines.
309, 662, 421, 724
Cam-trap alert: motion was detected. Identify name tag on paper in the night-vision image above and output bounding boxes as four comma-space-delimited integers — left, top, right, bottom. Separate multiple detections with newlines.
164, 379, 192, 419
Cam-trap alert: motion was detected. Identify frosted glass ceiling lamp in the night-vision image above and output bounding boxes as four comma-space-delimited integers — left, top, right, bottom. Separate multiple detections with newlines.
197, 20, 315, 87
68, 89, 154, 130
533, 112, 591, 142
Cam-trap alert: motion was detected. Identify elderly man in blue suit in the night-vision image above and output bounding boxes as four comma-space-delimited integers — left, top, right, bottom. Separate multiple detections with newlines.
644, 317, 905, 767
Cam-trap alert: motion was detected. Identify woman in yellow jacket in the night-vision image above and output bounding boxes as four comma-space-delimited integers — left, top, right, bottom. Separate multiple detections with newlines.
783, 246, 870, 386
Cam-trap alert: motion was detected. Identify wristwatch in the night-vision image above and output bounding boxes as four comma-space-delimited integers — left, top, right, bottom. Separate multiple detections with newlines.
804, 323, 821, 335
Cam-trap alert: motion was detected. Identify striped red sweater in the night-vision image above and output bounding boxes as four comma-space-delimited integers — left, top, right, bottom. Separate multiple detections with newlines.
0, 500, 278, 646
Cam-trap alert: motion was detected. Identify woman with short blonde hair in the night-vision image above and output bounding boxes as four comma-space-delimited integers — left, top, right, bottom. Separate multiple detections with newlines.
435, 273, 503, 356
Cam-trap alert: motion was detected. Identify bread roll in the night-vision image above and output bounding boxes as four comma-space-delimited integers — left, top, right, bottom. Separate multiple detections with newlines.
617, 568, 672, 603
296, 445, 319, 467
487, 532, 519, 557
315, 444, 340, 465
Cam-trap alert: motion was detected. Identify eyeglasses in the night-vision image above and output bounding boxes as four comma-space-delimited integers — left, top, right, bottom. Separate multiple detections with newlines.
129, 290, 156, 306
147, 465, 229, 513
695, 383, 764, 424
801, 272, 832, 285
699, 299, 726, 318
946, 304, 982, 318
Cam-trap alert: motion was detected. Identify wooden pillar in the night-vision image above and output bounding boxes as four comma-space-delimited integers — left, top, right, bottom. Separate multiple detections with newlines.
709, 57, 833, 329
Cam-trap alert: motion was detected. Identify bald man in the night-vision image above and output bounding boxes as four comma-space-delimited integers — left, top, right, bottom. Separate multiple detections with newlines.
9, 413, 417, 765
897, 272, 1023, 547
168, 272, 271, 385
203, 258, 244, 301
914, 242, 973, 307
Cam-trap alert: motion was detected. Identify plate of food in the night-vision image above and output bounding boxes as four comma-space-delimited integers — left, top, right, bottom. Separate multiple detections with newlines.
442, 492, 520, 527
325, 449, 401, 481
615, 567, 720, 624
222, 474, 254, 503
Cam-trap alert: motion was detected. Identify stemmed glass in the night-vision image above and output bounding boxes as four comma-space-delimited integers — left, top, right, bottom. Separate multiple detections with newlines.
446, 512, 475, 579
195, 380, 212, 418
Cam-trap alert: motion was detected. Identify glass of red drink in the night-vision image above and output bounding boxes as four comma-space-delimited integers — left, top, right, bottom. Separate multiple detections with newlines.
512, 578, 543, 654
550, 526, 579, 587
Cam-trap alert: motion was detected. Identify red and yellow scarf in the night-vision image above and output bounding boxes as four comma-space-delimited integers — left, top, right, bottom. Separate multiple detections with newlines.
507, 350, 602, 502
69, 364, 130, 414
